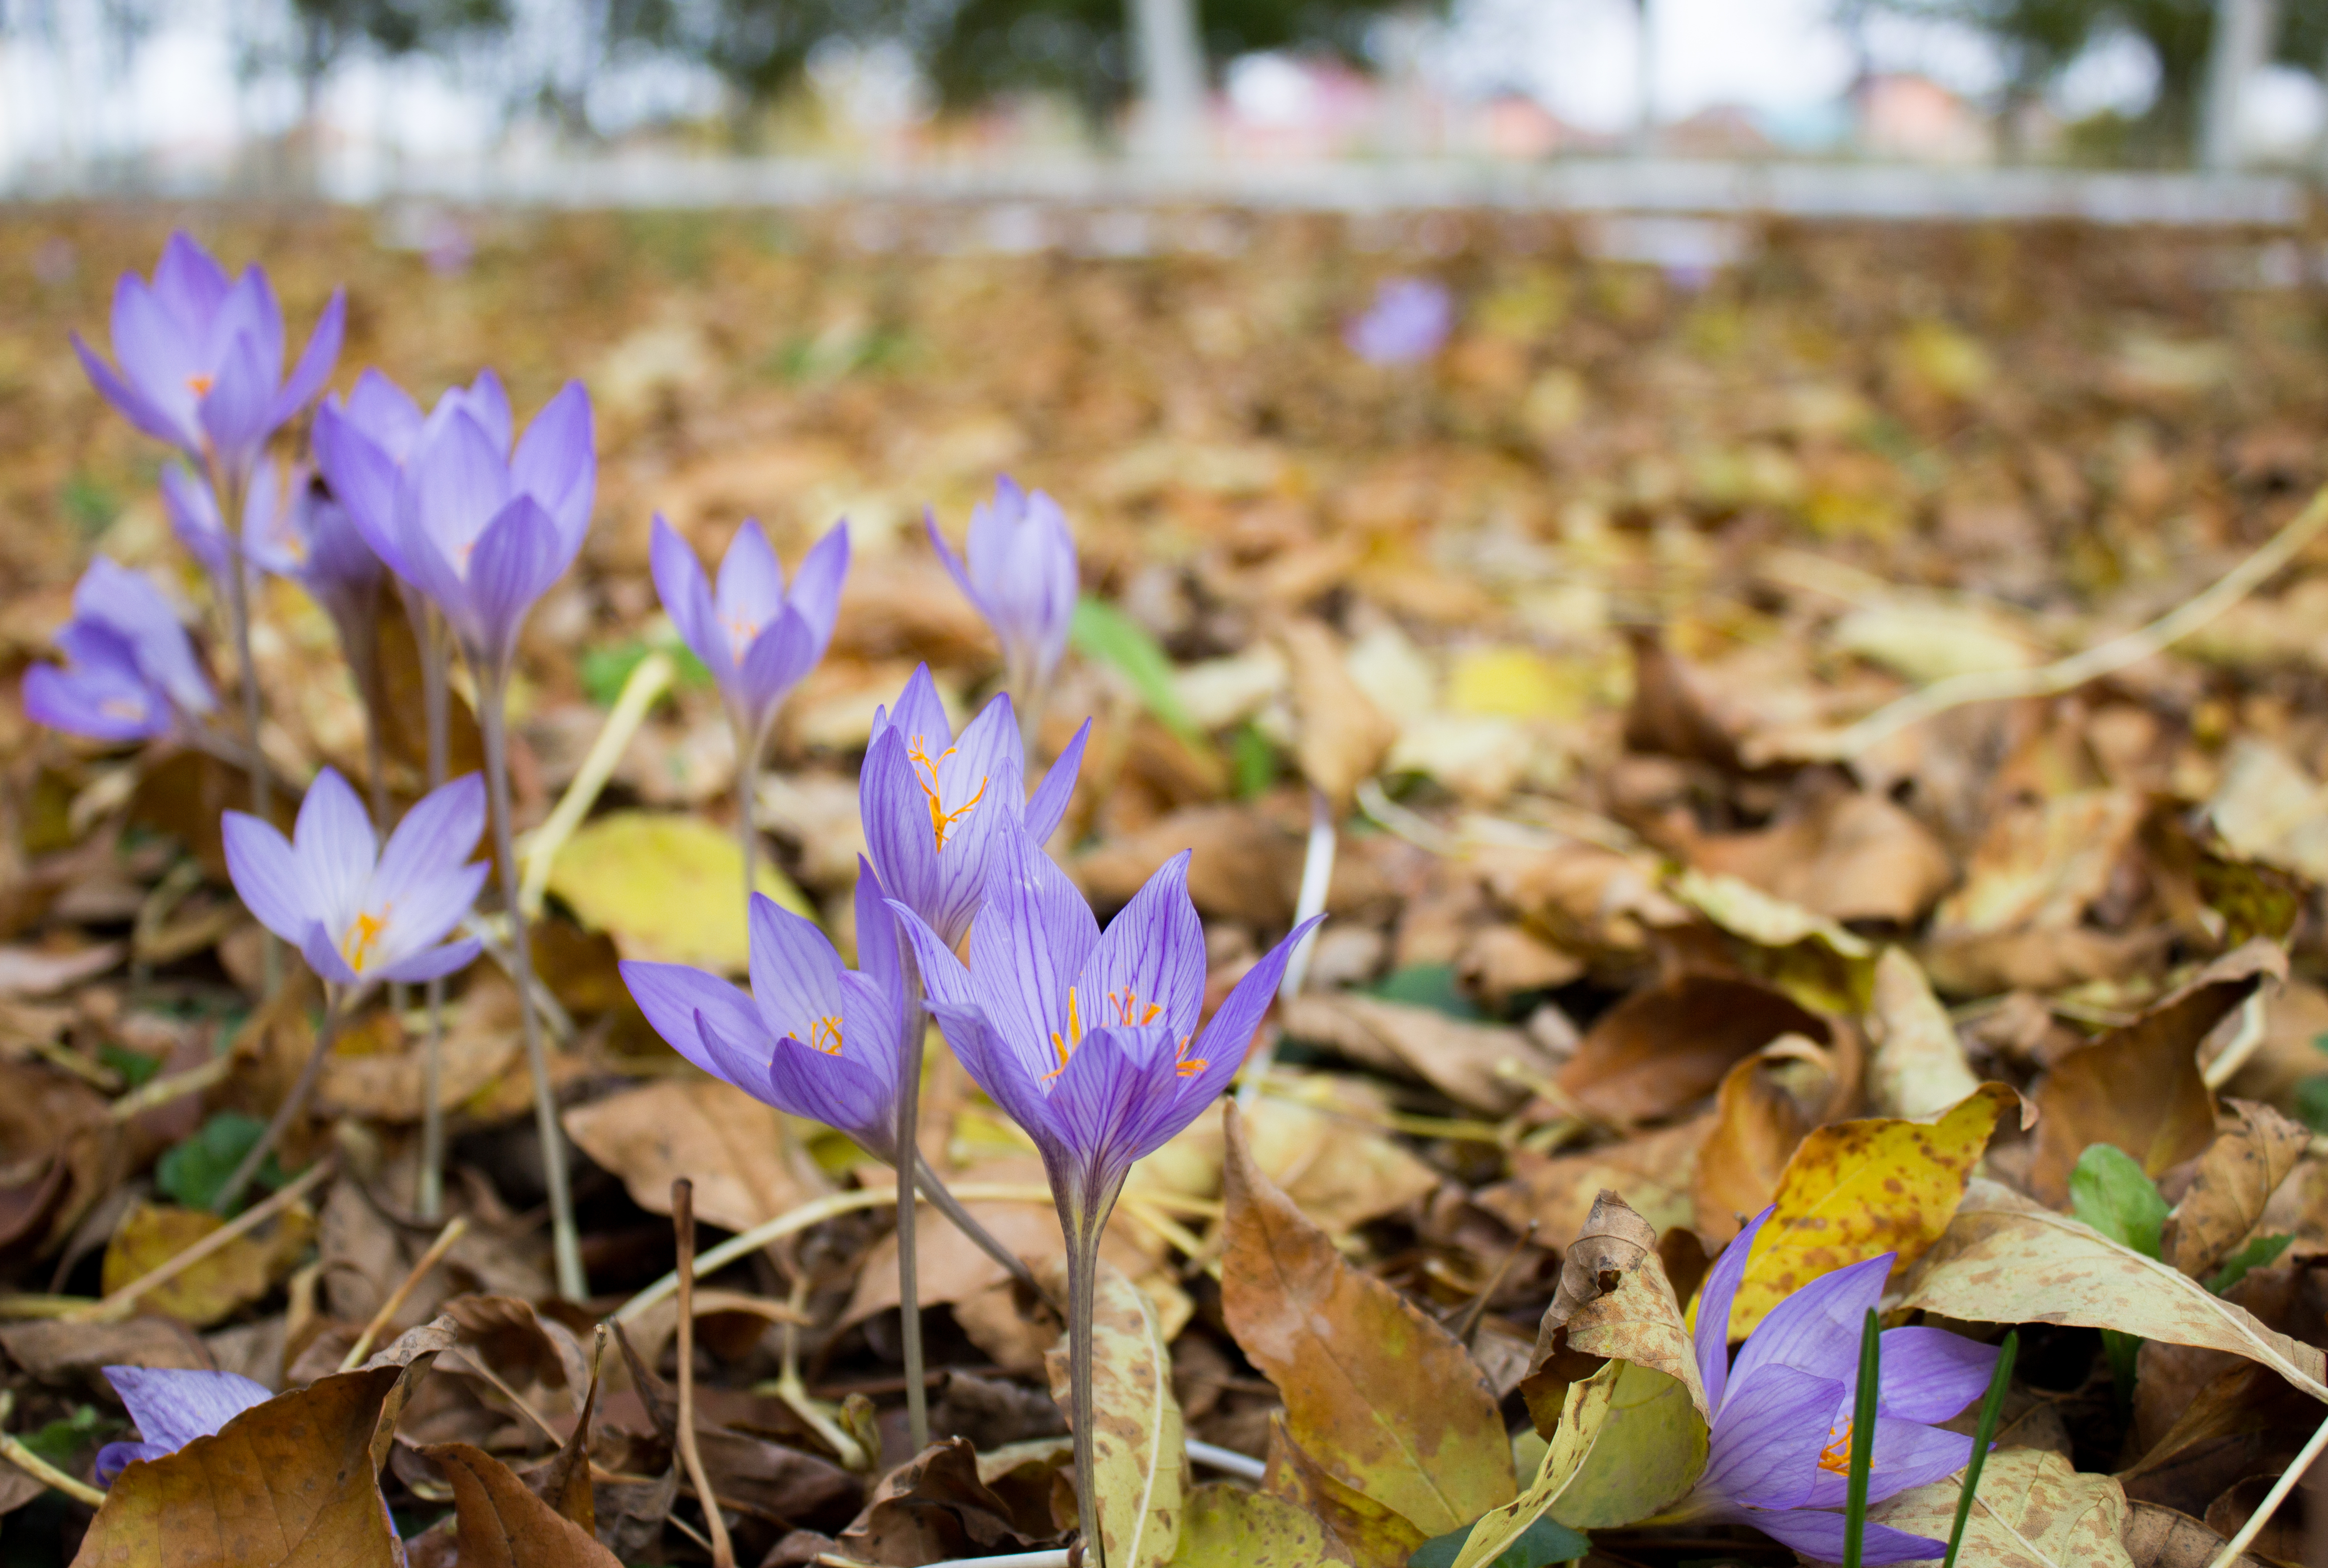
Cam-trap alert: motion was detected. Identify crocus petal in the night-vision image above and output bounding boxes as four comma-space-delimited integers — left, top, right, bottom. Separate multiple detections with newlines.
745, 893, 849, 1048
861, 728, 947, 939
713, 518, 786, 647
291, 767, 376, 939
875, 663, 953, 752
964, 825, 1098, 1084
786, 520, 850, 650
93, 1441, 170, 1485
370, 772, 485, 911
1073, 850, 1205, 1044
511, 380, 594, 550
152, 232, 232, 326
409, 406, 512, 563
1802, 1415, 1974, 1511
1180, 912, 1327, 1108
75, 329, 187, 448
1697, 1364, 1841, 1512
462, 369, 514, 455
103, 1365, 272, 1454
1043, 1022, 1174, 1199
374, 937, 481, 984
1742, 1508, 1946, 1567
344, 368, 425, 458
1876, 1327, 1999, 1425
888, 897, 978, 1014
767, 1035, 895, 1155
1726, 1252, 1895, 1398
619, 960, 772, 1092
22, 660, 168, 743
222, 811, 309, 945
160, 462, 230, 581
923, 996, 1060, 1154
109, 276, 204, 444
197, 330, 277, 467
463, 495, 567, 672
735, 610, 818, 734
1695, 1204, 1775, 1411
851, 858, 903, 1013
314, 402, 412, 582
299, 920, 362, 988
207, 270, 281, 381
1025, 718, 1090, 848
266, 287, 344, 426
649, 515, 725, 680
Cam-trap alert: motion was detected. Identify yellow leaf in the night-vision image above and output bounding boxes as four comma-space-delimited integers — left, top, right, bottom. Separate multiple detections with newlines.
1172, 1482, 1349, 1567
1867, 1447, 2134, 1568
546, 810, 812, 973
1448, 1360, 1616, 1568
1045, 1258, 1184, 1568
1446, 647, 1591, 721
1549, 1363, 1708, 1531
99, 1201, 315, 1329
1725, 1081, 2018, 1339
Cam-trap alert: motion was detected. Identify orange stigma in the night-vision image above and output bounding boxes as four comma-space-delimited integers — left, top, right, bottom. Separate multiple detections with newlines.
187, 373, 214, 397
802, 1016, 844, 1056
1042, 986, 1201, 1080
1817, 1419, 1855, 1475
907, 737, 987, 851
341, 906, 391, 973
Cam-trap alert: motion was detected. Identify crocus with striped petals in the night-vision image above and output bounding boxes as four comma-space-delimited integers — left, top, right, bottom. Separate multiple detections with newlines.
223, 767, 486, 991
621, 860, 906, 1160
23, 558, 216, 744
93, 1366, 273, 1484
71, 231, 344, 490
1663, 1205, 1999, 1564
859, 664, 1089, 948
651, 514, 850, 753
926, 475, 1076, 715
311, 368, 511, 594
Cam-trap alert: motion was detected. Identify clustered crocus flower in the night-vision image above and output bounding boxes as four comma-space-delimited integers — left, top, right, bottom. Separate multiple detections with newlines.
895, 825, 1321, 1548
1665, 1206, 1999, 1563
71, 231, 345, 493
1346, 276, 1454, 366
215, 766, 486, 1211
93, 1367, 273, 1484
926, 475, 1077, 745
23, 559, 219, 746
649, 514, 850, 894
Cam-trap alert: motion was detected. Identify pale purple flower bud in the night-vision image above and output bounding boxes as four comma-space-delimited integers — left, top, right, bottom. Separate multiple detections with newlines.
649, 514, 848, 748
1662, 1206, 2000, 1564
93, 1366, 273, 1484
223, 767, 487, 989
71, 231, 344, 490
1346, 277, 1454, 366
926, 476, 1077, 700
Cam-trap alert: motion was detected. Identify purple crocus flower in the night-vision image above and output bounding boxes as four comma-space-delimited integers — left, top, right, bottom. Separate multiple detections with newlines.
93, 1366, 273, 1484
71, 231, 345, 490
1346, 277, 1454, 366
860, 664, 1090, 947
649, 514, 849, 750
621, 859, 907, 1159
925, 477, 1077, 704
315, 369, 591, 682
22, 558, 217, 744
223, 767, 486, 989
1664, 1206, 1999, 1564
163, 460, 383, 632
892, 825, 1323, 1230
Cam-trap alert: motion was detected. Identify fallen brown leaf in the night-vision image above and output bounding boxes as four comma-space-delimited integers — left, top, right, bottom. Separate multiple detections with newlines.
1554, 973, 1828, 1125
2163, 1099, 2309, 1279
419, 1441, 624, 1568
563, 1077, 822, 1234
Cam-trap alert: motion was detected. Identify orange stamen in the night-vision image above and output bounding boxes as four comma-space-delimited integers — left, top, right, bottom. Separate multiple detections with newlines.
1045, 986, 1084, 1080
187, 373, 213, 397
1817, 1419, 1855, 1475
907, 736, 987, 851
341, 906, 391, 973
803, 1015, 844, 1056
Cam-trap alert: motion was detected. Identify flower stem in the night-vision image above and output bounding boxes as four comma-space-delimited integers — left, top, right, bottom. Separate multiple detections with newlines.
214, 988, 347, 1214
214, 463, 277, 996
894, 935, 930, 1452
1842, 1306, 1882, 1568
418, 610, 451, 1222
736, 737, 759, 904
914, 1150, 1044, 1302
1942, 1331, 2017, 1568
1063, 1205, 1106, 1568
479, 682, 588, 1302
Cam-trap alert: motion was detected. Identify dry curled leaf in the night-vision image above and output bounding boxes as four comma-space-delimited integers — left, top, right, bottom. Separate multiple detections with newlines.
2163, 1099, 2309, 1279
418, 1442, 624, 1568
1221, 1103, 1513, 1537
1279, 619, 1396, 810
563, 1077, 821, 1234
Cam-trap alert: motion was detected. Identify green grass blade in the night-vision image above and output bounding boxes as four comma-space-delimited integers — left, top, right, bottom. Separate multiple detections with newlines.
1941, 1330, 2019, 1568
1842, 1307, 1882, 1568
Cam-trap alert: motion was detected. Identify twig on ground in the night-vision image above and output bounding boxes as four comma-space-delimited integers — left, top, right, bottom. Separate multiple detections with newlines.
338, 1215, 469, 1371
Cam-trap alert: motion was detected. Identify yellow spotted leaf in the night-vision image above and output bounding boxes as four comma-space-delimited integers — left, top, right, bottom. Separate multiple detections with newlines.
1172, 1482, 1350, 1567
1044, 1257, 1185, 1568
546, 810, 812, 973
1726, 1081, 2019, 1339
99, 1201, 315, 1330
1446, 1359, 1616, 1568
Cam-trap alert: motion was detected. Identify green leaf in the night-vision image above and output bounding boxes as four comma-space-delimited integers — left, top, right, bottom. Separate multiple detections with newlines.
1368, 963, 1483, 1021
157, 1112, 285, 1212
579, 638, 710, 709
98, 1042, 163, 1089
1409, 1516, 1593, 1568
2208, 1233, 2295, 1295
2069, 1144, 2168, 1259
1842, 1308, 1880, 1568
1071, 597, 1198, 742
2295, 1073, 2328, 1134
1231, 723, 1280, 799
18, 1405, 113, 1467
1941, 1331, 2016, 1568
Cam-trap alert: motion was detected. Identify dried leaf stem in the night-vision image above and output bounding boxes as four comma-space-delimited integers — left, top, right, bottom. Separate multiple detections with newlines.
0, 1390, 108, 1508
2206, 1402, 2328, 1568
672, 1178, 736, 1568
338, 1214, 469, 1371
214, 994, 348, 1214
73, 1157, 334, 1323
479, 682, 587, 1302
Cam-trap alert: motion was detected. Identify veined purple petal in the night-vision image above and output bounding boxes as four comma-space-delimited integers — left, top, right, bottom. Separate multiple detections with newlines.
291, 767, 375, 941
22, 658, 169, 743
787, 521, 850, 650
1726, 1252, 1895, 1397
961, 476, 1077, 688
1026, 718, 1091, 847
923, 996, 1060, 1155
109, 275, 204, 445
206, 269, 281, 379
1073, 850, 1204, 1045
315, 402, 412, 582
1742, 1508, 1946, 1567
1802, 1414, 1973, 1511
745, 893, 849, 1049
359, 860, 488, 980
74, 329, 188, 449
92, 1441, 170, 1485
1696, 1364, 1839, 1512
873, 663, 952, 752
461, 369, 513, 455
1043, 1021, 1173, 1192
267, 287, 344, 426
511, 380, 594, 551
713, 519, 786, 651
1179, 912, 1326, 1108
463, 495, 568, 673
196, 330, 277, 470
851, 858, 903, 1013
374, 936, 481, 985
861, 727, 948, 941
620, 960, 771, 1091
964, 826, 1098, 1084
926, 507, 984, 621
1875, 1327, 1999, 1425
343, 369, 425, 459
151, 233, 231, 327
300, 920, 362, 988
766, 1029, 896, 1157
736, 610, 818, 736
887, 897, 977, 1015
102, 1365, 271, 1458
222, 811, 307, 944
1696, 1204, 1775, 1410
409, 406, 512, 564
